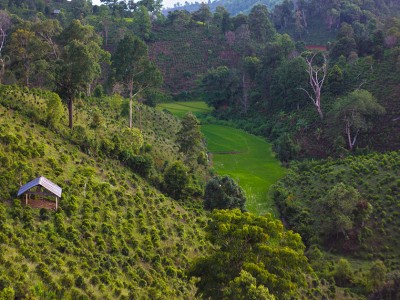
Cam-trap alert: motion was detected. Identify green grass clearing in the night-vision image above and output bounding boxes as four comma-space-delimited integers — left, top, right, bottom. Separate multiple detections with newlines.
157, 101, 285, 215
202, 124, 285, 216
157, 101, 213, 117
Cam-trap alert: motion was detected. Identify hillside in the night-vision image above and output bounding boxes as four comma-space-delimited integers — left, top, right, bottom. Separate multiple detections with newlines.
0, 85, 209, 298
271, 152, 400, 296
163, 0, 282, 15
150, 24, 239, 94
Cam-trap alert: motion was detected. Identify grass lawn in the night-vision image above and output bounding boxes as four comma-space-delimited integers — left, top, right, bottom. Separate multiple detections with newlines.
157, 101, 213, 118
202, 124, 285, 216
157, 101, 285, 216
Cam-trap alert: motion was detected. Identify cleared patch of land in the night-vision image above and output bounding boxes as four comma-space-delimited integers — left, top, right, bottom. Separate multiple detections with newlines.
158, 101, 285, 215
202, 124, 285, 215
158, 101, 212, 117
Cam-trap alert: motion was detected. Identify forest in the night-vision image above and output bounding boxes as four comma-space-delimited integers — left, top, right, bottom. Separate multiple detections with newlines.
0, 0, 399, 299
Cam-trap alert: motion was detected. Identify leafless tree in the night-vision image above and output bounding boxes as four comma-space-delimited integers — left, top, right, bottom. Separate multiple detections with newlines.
299, 52, 328, 119
0, 10, 11, 84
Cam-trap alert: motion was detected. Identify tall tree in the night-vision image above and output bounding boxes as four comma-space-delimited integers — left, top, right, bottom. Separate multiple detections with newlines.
56, 20, 109, 128
176, 112, 203, 157
8, 28, 47, 86
213, 6, 231, 33
331, 89, 386, 150
112, 34, 162, 129
300, 52, 328, 119
132, 5, 151, 40
271, 57, 308, 111
248, 4, 276, 43
32, 18, 62, 60
192, 3, 212, 28
0, 10, 11, 83
314, 182, 372, 241
200, 66, 241, 110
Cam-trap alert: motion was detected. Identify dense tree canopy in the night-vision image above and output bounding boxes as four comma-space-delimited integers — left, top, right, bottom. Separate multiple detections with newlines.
331, 89, 386, 150
314, 182, 373, 241
56, 20, 109, 128
189, 209, 310, 299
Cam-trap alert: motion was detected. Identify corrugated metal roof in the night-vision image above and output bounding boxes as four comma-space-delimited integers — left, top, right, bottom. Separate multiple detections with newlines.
17, 176, 62, 198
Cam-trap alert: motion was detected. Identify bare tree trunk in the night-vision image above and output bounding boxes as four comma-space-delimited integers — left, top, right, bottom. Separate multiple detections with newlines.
139, 102, 142, 131
242, 73, 249, 114
345, 118, 359, 151
300, 52, 327, 120
0, 57, 6, 84
129, 78, 133, 129
68, 97, 73, 129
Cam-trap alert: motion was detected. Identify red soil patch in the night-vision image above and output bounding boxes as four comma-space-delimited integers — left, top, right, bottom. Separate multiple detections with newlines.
306, 45, 327, 51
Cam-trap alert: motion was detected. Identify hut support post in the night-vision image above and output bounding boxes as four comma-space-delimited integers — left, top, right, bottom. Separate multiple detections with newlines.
55, 197, 58, 210
25, 194, 28, 206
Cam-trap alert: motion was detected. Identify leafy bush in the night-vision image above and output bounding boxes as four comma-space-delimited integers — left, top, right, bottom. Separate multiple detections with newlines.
204, 176, 246, 211
163, 161, 189, 199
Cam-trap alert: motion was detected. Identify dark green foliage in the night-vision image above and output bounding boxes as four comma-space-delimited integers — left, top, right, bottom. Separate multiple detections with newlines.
126, 154, 154, 178
189, 209, 311, 299
176, 112, 204, 159
163, 161, 189, 199
270, 57, 308, 111
315, 183, 372, 241
204, 176, 246, 211
272, 133, 300, 162
272, 151, 400, 258
200, 66, 241, 110
248, 5, 276, 43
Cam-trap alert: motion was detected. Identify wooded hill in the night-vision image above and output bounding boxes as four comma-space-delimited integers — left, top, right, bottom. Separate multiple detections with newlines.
0, 0, 399, 298
150, 0, 400, 159
163, 0, 283, 15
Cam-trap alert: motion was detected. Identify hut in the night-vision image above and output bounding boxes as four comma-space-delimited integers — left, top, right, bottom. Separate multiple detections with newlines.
17, 176, 62, 210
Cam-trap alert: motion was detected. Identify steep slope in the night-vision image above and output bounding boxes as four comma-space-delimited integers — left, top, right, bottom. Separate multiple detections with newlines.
0, 85, 208, 298
150, 25, 240, 94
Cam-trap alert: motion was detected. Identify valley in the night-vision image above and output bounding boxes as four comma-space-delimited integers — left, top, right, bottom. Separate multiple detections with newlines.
0, 0, 399, 298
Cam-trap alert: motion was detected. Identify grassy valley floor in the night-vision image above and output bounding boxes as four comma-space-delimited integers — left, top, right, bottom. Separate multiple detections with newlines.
158, 101, 285, 215
202, 124, 285, 215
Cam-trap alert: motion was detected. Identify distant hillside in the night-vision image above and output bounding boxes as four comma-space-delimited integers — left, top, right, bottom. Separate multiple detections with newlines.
149, 24, 239, 95
163, 0, 283, 15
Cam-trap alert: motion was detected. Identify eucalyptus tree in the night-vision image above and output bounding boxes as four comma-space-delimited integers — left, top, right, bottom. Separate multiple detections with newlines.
56, 20, 109, 128
300, 51, 328, 119
248, 4, 276, 43
332, 89, 385, 150
0, 10, 10, 83
111, 33, 162, 129
8, 28, 46, 86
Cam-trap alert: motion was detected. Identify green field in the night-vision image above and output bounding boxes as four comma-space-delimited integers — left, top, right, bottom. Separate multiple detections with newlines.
157, 101, 285, 215
158, 101, 213, 117
202, 125, 285, 215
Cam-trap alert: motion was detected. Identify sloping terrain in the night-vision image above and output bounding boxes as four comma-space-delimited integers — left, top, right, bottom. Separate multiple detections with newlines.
0, 85, 208, 299
150, 25, 240, 94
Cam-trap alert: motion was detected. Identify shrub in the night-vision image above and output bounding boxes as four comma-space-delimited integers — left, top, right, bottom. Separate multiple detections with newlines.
163, 161, 189, 199
127, 154, 154, 178
333, 259, 353, 287
204, 176, 246, 211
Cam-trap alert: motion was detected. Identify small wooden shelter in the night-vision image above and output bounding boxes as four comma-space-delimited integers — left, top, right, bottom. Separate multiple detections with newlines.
17, 176, 62, 210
